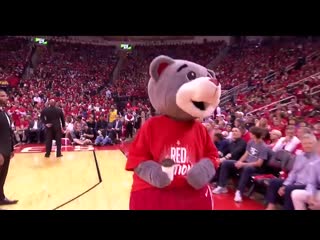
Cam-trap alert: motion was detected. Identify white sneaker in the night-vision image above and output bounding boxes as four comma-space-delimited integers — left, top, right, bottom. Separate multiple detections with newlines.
212, 186, 228, 194
234, 190, 242, 202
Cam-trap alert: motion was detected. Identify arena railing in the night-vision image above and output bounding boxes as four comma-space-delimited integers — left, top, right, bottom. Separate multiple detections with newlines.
287, 72, 320, 88
244, 72, 320, 115
266, 100, 297, 113
310, 85, 320, 96
267, 84, 320, 113
221, 82, 247, 97
246, 95, 297, 116
258, 71, 320, 98
220, 50, 320, 102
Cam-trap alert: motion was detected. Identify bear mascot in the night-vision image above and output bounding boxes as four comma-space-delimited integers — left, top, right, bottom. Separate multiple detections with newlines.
125, 55, 221, 210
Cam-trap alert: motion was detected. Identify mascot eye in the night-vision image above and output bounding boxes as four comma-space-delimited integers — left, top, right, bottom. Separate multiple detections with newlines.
187, 71, 197, 80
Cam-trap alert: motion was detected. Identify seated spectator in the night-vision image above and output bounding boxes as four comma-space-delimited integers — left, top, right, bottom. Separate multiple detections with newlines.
221, 131, 229, 139
108, 105, 117, 124
291, 140, 320, 210
238, 124, 251, 143
272, 125, 300, 153
291, 127, 313, 155
65, 116, 74, 140
213, 133, 230, 157
75, 115, 87, 130
202, 119, 215, 141
70, 124, 92, 145
96, 115, 108, 132
234, 118, 244, 128
82, 125, 94, 142
112, 115, 123, 141
14, 116, 29, 143
26, 116, 43, 143
211, 127, 247, 184
86, 116, 96, 136
225, 124, 233, 140
86, 116, 96, 129
244, 115, 255, 130
265, 134, 318, 210
213, 127, 269, 202
313, 123, 320, 140
94, 124, 115, 146
268, 129, 282, 149
256, 117, 271, 143
219, 127, 247, 162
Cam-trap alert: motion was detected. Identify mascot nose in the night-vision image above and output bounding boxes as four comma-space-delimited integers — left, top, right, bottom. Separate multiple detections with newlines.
209, 78, 219, 86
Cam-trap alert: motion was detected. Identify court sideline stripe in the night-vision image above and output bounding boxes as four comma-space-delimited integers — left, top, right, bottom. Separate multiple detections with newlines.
93, 150, 102, 182
53, 150, 102, 210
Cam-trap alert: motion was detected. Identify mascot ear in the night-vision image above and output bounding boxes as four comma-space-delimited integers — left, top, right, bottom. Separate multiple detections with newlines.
149, 55, 175, 81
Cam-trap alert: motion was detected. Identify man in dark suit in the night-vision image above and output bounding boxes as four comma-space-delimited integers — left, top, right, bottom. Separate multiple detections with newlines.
0, 89, 18, 205
26, 116, 43, 143
40, 99, 65, 158
112, 115, 123, 141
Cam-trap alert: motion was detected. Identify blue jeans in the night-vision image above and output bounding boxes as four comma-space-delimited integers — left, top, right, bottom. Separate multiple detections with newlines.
218, 160, 261, 194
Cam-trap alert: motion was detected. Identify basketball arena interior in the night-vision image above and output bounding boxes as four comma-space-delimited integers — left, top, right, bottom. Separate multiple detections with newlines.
0, 35, 319, 210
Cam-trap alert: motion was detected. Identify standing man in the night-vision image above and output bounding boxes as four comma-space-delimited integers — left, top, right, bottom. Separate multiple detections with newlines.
40, 99, 65, 158
0, 89, 18, 205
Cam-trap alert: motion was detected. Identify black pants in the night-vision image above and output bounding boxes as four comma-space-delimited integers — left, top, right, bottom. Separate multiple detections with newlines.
115, 130, 121, 140
126, 122, 133, 138
45, 127, 62, 156
265, 178, 306, 210
211, 166, 221, 183
26, 129, 41, 143
0, 154, 10, 199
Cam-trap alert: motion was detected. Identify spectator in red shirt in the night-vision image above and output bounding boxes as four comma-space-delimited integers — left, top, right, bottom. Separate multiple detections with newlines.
239, 124, 251, 143
14, 116, 29, 143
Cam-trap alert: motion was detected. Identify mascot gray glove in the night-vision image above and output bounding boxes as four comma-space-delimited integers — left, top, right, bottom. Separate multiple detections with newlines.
186, 158, 216, 190
134, 160, 172, 188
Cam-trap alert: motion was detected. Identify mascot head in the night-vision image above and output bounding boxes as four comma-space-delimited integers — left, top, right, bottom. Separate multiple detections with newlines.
148, 55, 221, 121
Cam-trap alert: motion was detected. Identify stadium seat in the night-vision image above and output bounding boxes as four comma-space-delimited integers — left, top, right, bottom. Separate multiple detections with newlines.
246, 150, 296, 197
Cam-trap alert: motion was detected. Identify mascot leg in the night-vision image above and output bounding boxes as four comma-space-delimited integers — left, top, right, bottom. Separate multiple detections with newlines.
129, 186, 214, 210
175, 186, 213, 210
129, 188, 164, 210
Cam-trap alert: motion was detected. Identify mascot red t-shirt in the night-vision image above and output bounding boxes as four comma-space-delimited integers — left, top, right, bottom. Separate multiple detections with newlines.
125, 55, 221, 210
126, 115, 218, 191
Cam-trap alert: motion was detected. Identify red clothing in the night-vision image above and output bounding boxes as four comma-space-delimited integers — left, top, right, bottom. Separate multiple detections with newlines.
315, 132, 320, 140
10, 111, 20, 123
7, 76, 19, 88
129, 186, 213, 210
242, 131, 251, 143
126, 115, 218, 192
16, 120, 29, 129
293, 143, 303, 155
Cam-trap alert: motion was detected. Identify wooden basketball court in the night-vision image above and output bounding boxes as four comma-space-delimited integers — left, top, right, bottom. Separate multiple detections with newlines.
2, 144, 265, 210
3, 148, 133, 210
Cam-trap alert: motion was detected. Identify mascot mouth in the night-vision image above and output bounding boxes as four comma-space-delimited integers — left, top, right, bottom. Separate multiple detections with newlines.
192, 101, 205, 111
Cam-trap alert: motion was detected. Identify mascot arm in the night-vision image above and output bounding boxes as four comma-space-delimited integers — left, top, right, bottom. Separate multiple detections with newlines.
186, 125, 219, 190
134, 161, 171, 188
186, 158, 215, 190
125, 121, 171, 188
125, 121, 153, 171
